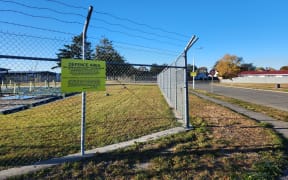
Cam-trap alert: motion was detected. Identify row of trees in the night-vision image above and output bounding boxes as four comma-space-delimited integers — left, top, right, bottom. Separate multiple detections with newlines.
55, 35, 171, 77
54, 35, 125, 67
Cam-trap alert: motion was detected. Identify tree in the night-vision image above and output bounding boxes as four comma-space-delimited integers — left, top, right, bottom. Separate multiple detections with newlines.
95, 38, 125, 63
240, 63, 256, 72
197, 66, 208, 74
215, 54, 242, 79
57, 34, 93, 59
52, 34, 93, 69
94, 38, 128, 78
150, 63, 167, 74
280, 66, 288, 70
255, 67, 265, 71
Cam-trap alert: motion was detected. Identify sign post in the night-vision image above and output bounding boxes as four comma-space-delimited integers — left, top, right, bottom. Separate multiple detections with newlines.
209, 69, 216, 93
61, 58, 106, 156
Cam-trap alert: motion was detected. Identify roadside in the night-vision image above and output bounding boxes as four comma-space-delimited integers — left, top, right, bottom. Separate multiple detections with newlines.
191, 91, 288, 139
195, 82, 288, 112
191, 91, 288, 179
215, 82, 288, 93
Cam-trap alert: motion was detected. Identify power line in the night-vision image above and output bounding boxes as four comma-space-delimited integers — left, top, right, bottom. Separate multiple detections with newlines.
91, 18, 183, 42
45, 0, 86, 10
94, 11, 189, 39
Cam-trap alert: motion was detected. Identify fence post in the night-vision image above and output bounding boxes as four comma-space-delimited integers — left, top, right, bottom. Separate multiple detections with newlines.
81, 5, 93, 156
183, 35, 199, 129
183, 51, 190, 129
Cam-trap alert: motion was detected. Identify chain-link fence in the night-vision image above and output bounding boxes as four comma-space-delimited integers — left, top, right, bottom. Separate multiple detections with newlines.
157, 54, 186, 121
0, 30, 186, 171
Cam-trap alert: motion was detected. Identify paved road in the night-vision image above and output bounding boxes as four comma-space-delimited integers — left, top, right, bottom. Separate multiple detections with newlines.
194, 82, 288, 112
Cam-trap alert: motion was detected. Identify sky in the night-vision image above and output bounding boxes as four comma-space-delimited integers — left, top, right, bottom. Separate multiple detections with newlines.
1, 0, 288, 71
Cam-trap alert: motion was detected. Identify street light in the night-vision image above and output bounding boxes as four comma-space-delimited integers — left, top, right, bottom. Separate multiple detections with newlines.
192, 47, 203, 89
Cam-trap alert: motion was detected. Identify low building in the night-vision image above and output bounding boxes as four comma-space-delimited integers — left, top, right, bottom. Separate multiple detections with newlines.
0, 68, 10, 82
239, 70, 288, 78
221, 70, 288, 84
1, 71, 58, 83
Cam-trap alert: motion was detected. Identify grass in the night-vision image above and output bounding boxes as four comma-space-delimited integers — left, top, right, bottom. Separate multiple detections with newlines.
16, 93, 288, 179
195, 89, 288, 122
219, 83, 288, 92
0, 84, 178, 170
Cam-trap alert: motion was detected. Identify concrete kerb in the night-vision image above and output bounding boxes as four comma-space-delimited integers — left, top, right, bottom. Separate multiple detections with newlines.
0, 126, 185, 179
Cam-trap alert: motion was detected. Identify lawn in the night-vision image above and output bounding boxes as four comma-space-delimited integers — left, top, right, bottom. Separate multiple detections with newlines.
19, 93, 288, 179
219, 83, 288, 92
0, 84, 178, 170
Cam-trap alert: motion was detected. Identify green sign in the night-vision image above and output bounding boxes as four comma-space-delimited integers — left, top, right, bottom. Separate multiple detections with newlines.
190, 72, 197, 77
61, 59, 106, 92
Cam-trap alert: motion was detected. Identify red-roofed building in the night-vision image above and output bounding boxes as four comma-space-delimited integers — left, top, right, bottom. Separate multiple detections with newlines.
239, 70, 288, 77
221, 70, 288, 83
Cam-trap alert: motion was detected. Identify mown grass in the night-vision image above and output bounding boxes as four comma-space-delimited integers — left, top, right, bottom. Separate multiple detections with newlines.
0, 84, 178, 170
195, 89, 288, 122
17, 93, 288, 179
219, 83, 288, 92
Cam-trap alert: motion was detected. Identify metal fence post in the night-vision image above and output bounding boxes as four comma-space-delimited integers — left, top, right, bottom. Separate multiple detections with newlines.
183, 35, 199, 129
81, 6, 93, 156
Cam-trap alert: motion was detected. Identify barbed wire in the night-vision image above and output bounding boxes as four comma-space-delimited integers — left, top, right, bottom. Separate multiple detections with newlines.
0, 21, 180, 56
0, 0, 187, 42
1, 9, 183, 47
0, 0, 182, 42
0, 21, 75, 36
0, 31, 70, 43
41, 0, 189, 39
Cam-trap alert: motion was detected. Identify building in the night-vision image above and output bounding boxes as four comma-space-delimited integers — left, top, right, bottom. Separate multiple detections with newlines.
0, 71, 58, 83
221, 70, 288, 84
0, 68, 10, 82
239, 70, 288, 78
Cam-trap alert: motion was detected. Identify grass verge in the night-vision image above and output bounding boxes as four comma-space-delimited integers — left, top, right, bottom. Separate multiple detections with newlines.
219, 83, 288, 92
0, 84, 178, 170
194, 89, 288, 122
16, 93, 288, 179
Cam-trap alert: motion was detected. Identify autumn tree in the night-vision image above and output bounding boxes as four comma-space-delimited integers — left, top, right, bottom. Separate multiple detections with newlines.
280, 65, 288, 70
215, 54, 242, 79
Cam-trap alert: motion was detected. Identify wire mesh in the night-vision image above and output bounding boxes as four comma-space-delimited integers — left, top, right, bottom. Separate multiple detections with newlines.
157, 54, 186, 120
0, 31, 183, 171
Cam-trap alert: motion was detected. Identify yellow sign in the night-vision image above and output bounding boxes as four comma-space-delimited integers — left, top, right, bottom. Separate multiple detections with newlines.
190, 72, 197, 77
61, 59, 106, 92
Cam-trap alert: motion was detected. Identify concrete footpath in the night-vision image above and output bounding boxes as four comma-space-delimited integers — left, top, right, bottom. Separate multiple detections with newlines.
192, 92, 288, 139
0, 127, 186, 179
